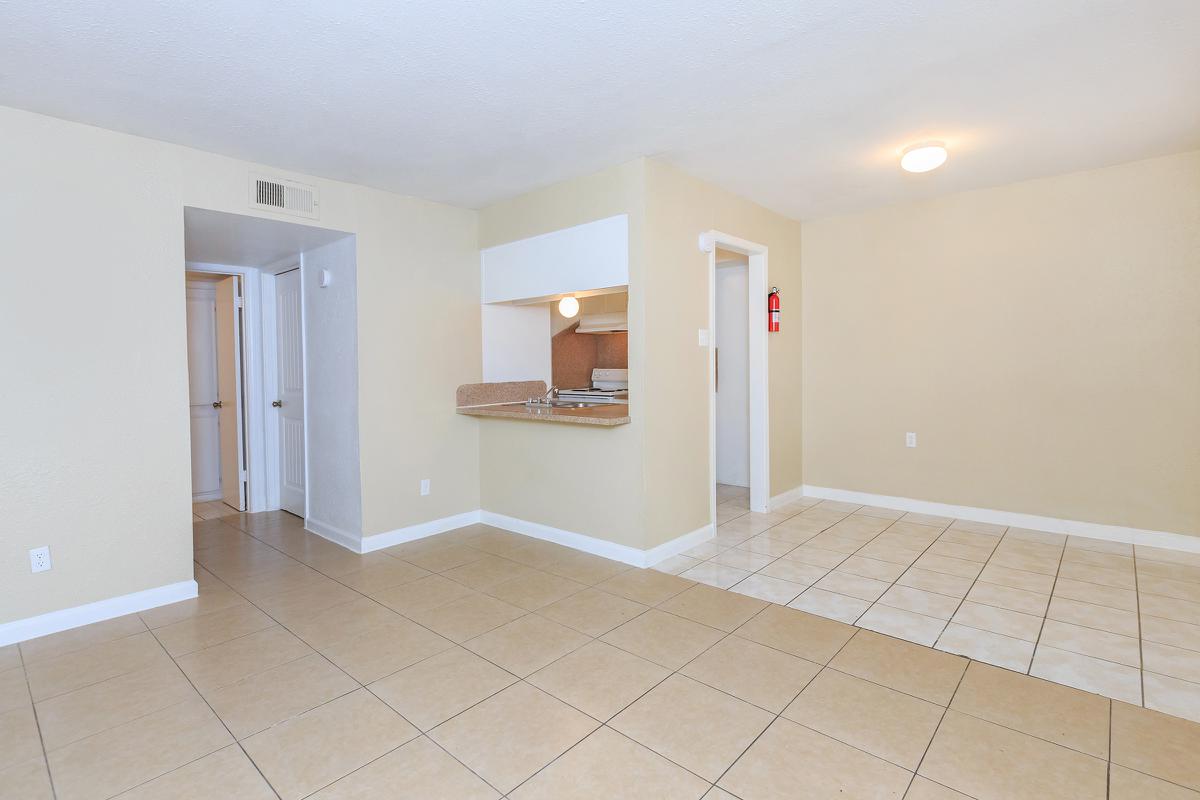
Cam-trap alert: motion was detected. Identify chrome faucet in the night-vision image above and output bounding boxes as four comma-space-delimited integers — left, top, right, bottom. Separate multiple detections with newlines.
543, 386, 559, 400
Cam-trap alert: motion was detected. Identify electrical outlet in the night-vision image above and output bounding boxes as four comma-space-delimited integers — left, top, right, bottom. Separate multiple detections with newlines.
29, 546, 51, 573
906, 432, 917, 448
420, 479, 431, 496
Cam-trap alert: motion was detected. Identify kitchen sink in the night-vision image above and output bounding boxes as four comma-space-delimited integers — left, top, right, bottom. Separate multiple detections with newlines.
524, 399, 605, 409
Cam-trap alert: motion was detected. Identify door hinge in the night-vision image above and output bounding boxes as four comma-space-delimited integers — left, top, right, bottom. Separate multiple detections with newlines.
235, 297, 245, 308
240, 470, 248, 482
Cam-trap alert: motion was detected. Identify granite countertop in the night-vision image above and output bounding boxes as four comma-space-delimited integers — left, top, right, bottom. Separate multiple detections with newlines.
457, 401, 631, 426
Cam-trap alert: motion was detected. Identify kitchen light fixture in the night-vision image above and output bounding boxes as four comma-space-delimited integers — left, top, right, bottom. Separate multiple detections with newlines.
900, 142, 948, 173
558, 295, 580, 318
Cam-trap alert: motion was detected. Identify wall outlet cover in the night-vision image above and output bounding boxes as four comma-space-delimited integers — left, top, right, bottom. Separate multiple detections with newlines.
30, 546, 51, 573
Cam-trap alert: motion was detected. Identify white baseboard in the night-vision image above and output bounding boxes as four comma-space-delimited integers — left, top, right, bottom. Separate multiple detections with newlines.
0, 579, 198, 648
800, 484, 1200, 553
768, 485, 812, 511
481, 512, 714, 568
642, 523, 715, 567
304, 517, 363, 552
360, 511, 483, 554
192, 490, 223, 502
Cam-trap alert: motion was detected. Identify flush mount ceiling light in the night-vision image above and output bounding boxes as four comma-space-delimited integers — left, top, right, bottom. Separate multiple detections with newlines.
900, 142, 948, 173
558, 295, 580, 318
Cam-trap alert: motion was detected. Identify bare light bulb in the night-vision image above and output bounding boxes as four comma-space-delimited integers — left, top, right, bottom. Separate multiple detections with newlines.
558, 296, 580, 318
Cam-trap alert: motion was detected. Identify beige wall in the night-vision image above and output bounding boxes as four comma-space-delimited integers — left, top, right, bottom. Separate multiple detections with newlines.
802, 151, 1200, 535
0, 106, 480, 625
477, 161, 647, 547
642, 160, 804, 546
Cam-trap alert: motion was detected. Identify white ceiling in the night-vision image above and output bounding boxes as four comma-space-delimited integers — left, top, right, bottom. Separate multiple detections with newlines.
3, 1, 1197, 219
184, 207, 351, 267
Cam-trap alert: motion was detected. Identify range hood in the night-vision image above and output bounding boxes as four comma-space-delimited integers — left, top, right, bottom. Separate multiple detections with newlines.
576, 311, 628, 334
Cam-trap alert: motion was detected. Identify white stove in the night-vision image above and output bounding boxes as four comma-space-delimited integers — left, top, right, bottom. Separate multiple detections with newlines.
557, 368, 629, 403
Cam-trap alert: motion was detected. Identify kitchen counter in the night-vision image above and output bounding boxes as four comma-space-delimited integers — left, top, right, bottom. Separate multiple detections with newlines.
457, 401, 630, 426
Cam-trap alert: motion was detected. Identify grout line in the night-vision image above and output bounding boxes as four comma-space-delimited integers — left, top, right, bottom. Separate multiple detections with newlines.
905, 661, 971, 797
1029, 534, 1070, 677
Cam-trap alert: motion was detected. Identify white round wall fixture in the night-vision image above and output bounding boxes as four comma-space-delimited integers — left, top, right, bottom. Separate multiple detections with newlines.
900, 143, 948, 173
558, 296, 580, 318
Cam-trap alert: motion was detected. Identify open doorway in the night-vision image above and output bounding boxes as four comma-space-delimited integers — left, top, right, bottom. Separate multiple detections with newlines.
183, 207, 359, 539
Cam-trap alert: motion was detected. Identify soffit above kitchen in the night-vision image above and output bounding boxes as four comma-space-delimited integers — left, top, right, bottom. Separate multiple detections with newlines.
2, 1, 1196, 219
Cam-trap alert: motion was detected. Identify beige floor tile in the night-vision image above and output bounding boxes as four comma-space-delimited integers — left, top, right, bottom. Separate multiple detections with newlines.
788, 587, 870, 623
174, 625, 312, 693
735, 603, 856, 664
703, 786, 739, 799
1142, 615, 1200, 652
20, 615, 148, 665
935, 622, 1034, 671
1061, 548, 1133, 571
0, 645, 20, 672
1030, 645, 1141, 704
512, 726, 709, 800
594, 568, 695, 605
611, 674, 772, 782
740, 534, 800, 557
35, 661, 197, 750
905, 776, 973, 799
835, 555, 908, 582
25, 631, 170, 702
757, 557, 828, 585
542, 550, 632, 584
919, 710, 1106, 800
966, 581, 1050, 616
46, 697, 232, 800
204, 652, 358, 739
442, 555, 540, 591
0, 756, 54, 800
710, 548, 776, 572
1140, 593, 1200, 625
950, 662, 1109, 758
429, 682, 597, 794
601, 609, 725, 669
913, 553, 982, 580
371, 574, 475, 615
783, 668, 942, 770
464, 614, 589, 677
896, 567, 973, 598
1144, 640, 1200, 683
249, 579, 360, 626
335, 558, 429, 594
1053, 577, 1138, 611
284, 597, 402, 651
814, 570, 891, 601
1045, 595, 1138, 636
976, 563, 1056, 594
113, 744, 276, 799
830, 630, 966, 706
719, 717, 912, 800
1066, 538, 1132, 556
683, 542, 729, 560
952, 600, 1043, 642
399, 543, 489, 573
537, 587, 648, 636
1111, 701, 1200, 791
242, 689, 417, 800
679, 562, 753, 589
926, 540, 994, 564
528, 640, 669, 721
878, 585, 960, 619
1139, 560, 1200, 585
681, 634, 820, 712
857, 604, 947, 647
0, 667, 29, 714
730, 573, 806, 604
486, 570, 587, 611
408, 593, 527, 643
369, 646, 516, 731
1108, 764, 1200, 800
654, 554, 704, 575
1143, 672, 1200, 724
0, 705, 43, 771
309, 735, 499, 799
782, 544, 849, 569
1039, 619, 1140, 667
152, 604, 275, 657
320, 615, 453, 683
1058, 561, 1136, 590
659, 584, 768, 632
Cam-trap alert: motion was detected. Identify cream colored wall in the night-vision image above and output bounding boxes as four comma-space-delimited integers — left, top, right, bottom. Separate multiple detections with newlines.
477, 161, 647, 547
0, 106, 480, 625
642, 160, 804, 547
802, 151, 1200, 535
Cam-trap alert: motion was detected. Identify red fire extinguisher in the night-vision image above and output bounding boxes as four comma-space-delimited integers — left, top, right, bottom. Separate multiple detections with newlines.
768, 287, 781, 332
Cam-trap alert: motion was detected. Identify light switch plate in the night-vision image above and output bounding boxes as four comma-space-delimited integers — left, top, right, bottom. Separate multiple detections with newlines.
420, 479, 431, 496
906, 432, 917, 448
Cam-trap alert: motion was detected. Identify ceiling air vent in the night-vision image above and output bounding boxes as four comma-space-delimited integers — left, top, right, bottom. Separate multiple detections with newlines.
249, 173, 320, 219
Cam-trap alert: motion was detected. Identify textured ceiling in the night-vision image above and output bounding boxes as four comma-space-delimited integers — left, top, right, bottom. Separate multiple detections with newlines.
2, 0, 1197, 219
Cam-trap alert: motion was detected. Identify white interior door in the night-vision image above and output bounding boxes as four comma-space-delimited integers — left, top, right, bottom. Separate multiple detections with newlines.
275, 269, 306, 516
214, 276, 246, 511
185, 283, 222, 500
715, 265, 750, 487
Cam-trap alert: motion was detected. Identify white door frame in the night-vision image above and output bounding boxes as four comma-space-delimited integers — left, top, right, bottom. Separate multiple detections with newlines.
186, 261, 271, 513
699, 231, 770, 517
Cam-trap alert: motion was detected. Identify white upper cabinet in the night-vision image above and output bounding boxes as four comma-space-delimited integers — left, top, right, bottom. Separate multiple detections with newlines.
481, 214, 628, 304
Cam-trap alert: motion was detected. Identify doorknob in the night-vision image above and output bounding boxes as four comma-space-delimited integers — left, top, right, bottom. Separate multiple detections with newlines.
272, 400, 282, 408
212, 401, 223, 409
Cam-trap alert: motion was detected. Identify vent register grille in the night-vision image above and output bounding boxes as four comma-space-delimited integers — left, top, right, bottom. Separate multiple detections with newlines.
248, 173, 320, 219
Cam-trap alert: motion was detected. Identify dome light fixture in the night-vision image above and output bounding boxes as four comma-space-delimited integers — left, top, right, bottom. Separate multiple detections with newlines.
558, 295, 580, 318
900, 142, 948, 173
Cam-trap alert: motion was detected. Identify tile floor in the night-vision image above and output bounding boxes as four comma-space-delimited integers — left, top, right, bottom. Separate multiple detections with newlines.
655, 484, 1200, 722
191, 500, 241, 522
3, 508, 1200, 798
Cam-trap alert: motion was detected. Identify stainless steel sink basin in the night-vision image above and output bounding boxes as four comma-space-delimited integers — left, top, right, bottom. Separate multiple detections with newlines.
524, 399, 604, 409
